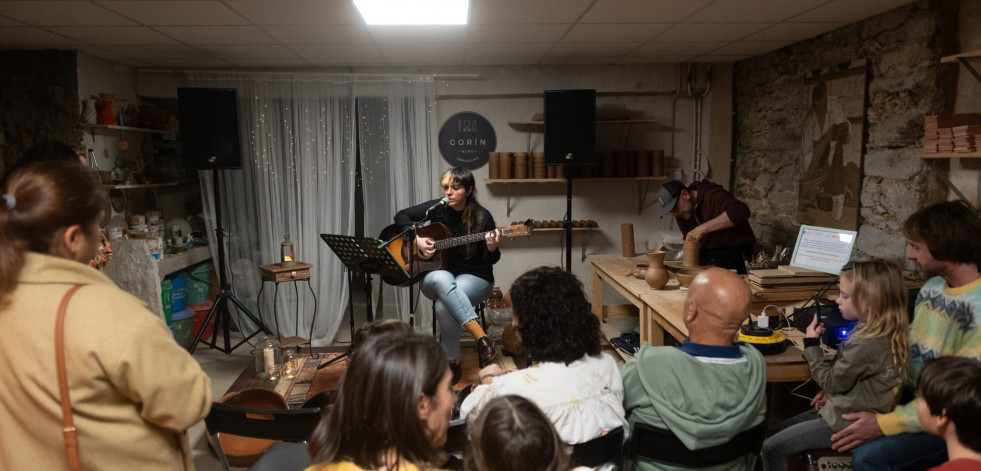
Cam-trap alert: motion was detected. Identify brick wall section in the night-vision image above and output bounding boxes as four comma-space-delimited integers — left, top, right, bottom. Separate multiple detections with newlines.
732, 0, 960, 260
0, 50, 81, 176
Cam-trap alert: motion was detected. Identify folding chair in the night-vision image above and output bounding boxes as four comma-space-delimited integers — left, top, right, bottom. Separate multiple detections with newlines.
625, 420, 767, 470
204, 402, 322, 471
572, 426, 625, 469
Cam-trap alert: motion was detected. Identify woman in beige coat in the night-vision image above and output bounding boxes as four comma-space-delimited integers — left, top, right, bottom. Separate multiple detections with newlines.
0, 160, 211, 470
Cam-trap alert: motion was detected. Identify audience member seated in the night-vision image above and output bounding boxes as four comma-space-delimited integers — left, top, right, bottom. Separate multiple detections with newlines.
306, 331, 455, 471
467, 394, 587, 471
762, 259, 909, 470
833, 201, 981, 470
460, 266, 628, 445
917, 357, 981, 471
0, 161, 211, 470
620, 267, 766, 471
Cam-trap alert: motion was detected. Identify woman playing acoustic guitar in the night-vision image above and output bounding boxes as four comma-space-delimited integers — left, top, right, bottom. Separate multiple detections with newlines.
394, 167, 500, 381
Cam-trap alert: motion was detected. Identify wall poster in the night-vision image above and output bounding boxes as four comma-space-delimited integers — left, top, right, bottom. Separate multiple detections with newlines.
798, 59, 868, 231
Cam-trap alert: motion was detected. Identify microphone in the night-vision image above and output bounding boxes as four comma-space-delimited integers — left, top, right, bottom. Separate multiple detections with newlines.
425, 197, 450, 215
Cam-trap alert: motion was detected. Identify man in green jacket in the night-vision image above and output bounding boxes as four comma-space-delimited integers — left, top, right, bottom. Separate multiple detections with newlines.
621, 268, 766, 471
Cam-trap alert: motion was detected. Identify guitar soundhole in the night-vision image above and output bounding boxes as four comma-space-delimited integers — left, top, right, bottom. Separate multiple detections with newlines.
402, 245, 410, 261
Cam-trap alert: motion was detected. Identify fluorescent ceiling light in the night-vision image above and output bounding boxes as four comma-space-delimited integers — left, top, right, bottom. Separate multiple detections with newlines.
354, 0, 469, 25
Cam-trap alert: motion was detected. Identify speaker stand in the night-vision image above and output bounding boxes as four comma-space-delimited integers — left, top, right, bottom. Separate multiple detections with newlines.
564, 176, 572, 272
190, 169, 271, 354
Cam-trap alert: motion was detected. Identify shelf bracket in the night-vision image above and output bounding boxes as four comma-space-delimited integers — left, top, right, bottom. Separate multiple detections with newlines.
638, 180, 654, 215
581, 228, 594, 263
505, 183, 512, 217
957, 57, 981, 85
925, 160, 980, 214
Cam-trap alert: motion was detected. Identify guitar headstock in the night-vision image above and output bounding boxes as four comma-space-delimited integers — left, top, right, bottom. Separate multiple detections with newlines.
501, 219, 534, 238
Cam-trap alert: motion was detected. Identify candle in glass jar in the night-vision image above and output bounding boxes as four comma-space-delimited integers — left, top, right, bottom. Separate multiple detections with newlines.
263, 347, 275, 374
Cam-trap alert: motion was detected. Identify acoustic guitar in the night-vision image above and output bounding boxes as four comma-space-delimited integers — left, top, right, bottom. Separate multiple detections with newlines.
378, 219, 533, 285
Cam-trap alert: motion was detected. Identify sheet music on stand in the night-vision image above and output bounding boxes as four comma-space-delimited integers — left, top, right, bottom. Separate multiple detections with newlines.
319, 234, 408, 284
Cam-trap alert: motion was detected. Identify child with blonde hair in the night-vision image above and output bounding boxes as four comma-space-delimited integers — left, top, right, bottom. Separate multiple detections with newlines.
762, 259, 910, 470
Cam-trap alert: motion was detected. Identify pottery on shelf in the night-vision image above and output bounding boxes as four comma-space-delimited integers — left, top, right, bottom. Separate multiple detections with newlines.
644, 250, 670, 290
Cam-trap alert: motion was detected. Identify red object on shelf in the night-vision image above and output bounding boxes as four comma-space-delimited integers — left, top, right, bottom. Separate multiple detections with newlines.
97, 94, 117, 125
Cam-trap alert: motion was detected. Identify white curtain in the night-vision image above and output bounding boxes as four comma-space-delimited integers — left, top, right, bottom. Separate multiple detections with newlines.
356, 80, 439, 332
188, 72, 436, 346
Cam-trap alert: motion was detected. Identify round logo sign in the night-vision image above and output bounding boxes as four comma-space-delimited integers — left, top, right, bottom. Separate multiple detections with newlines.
438, 112, 496, 169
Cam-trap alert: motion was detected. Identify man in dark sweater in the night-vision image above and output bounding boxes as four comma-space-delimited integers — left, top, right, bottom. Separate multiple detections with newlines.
658, 179, 756, 273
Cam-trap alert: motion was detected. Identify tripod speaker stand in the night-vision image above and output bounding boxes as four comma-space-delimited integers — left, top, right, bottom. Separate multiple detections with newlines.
190, 169, 272, 354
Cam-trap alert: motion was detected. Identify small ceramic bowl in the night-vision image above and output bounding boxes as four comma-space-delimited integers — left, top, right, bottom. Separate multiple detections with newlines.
675, 268, 704, 288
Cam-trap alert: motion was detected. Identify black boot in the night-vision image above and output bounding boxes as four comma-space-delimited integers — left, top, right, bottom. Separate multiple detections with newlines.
477, 337, 498, 368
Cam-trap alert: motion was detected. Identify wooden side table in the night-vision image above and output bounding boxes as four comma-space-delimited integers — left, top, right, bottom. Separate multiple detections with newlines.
257, 262, 318, 347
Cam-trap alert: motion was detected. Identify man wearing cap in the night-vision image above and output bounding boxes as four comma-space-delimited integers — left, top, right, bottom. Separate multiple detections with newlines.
659, 179, 755, 273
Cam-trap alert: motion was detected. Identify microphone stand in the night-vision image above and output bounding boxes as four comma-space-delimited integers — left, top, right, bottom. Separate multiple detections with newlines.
378, 211, 438, 328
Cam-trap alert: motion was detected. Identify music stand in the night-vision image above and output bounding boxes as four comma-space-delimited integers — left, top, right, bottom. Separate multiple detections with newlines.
320, 234, 408, 351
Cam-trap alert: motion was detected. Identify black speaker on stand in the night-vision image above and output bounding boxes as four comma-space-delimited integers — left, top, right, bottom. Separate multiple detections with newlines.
178, 87, 271, 354
544, 89, 596, 272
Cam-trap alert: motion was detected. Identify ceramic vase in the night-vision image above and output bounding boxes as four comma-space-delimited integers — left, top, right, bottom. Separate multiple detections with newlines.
644, 250, 670, 290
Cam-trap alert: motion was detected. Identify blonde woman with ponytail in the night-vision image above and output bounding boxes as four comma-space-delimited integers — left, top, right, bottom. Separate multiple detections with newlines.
762, 259, 909, 471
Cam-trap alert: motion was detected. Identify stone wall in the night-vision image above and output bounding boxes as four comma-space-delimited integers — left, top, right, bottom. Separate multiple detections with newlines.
733, 0, 959, 262
0, 50, 81, 176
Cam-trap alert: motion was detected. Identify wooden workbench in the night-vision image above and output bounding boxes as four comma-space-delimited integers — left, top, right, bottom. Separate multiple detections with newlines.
590, 254, 821, 382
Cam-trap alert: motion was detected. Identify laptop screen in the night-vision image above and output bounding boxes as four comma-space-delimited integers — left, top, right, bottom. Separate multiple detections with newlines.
789, 225, 857, 275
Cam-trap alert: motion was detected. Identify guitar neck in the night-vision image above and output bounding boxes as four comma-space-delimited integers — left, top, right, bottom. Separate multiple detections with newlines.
434, 229, 499, 250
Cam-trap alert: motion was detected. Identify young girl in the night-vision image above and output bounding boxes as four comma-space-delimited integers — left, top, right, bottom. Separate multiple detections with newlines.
762, 259, 910, 470
467, 395, 579, 471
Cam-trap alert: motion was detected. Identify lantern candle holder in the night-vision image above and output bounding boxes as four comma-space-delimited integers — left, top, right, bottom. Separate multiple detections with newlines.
280, 234, 296, 267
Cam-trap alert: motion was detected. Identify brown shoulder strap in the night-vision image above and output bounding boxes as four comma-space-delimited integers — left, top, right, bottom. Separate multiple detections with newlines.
56, 284, 85, 471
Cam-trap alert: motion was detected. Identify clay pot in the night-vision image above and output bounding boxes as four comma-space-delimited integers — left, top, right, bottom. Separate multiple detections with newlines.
644, 250, 670, 290
683, 239, 700, 267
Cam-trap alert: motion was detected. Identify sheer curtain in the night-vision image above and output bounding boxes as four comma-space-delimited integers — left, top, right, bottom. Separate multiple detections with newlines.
188, 72, 435, 346
357, 79, 439, 332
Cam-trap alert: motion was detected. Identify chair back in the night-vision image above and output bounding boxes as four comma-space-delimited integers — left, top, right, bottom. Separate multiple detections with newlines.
572, 426, 625, 468
204, 402, 322, 471
627, 420, 766, 469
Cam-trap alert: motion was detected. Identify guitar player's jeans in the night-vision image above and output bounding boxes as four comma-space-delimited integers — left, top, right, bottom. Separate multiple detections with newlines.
421, 270, 493, 361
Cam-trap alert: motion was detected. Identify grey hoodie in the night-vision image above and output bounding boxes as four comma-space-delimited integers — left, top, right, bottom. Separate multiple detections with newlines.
621, 342, 767, 471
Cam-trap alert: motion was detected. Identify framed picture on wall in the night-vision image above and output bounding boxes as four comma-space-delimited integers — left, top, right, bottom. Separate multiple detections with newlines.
798, 59, 869, 231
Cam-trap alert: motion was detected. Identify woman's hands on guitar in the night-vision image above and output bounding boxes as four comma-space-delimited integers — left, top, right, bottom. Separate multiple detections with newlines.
416, 236, 436, 259
485, 229, 501, 252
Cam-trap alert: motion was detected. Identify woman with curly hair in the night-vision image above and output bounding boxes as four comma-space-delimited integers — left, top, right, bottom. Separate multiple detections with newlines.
459, 266, 628, 445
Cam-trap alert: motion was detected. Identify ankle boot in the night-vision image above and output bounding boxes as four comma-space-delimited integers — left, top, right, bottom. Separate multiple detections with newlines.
477, 336, 498, 368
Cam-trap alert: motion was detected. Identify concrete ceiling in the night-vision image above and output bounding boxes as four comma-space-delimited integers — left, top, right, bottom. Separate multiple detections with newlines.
0, 0, 917, 69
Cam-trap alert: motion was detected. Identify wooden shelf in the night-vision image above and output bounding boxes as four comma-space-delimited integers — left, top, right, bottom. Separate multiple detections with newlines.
940, 49, 981, 63
486, 176, 666, 183
81, 123, 173, 135
921, 152, 981, 158
534, 227, 599, 232
508, 120, 671, 133
104, 182, 179, 189
487, 177, 666, 217
158, 246, 211, 277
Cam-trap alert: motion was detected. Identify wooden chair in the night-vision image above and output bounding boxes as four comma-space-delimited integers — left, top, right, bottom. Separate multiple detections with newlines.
204, 402, 322, 471
625, 420, 767, 470
572, 426, 625, 469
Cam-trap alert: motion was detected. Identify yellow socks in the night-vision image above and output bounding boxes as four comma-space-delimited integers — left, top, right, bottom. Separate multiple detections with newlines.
463, 319, 488, 340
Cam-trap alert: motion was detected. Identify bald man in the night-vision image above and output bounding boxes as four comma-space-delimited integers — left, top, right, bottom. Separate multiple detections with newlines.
620, 268, 767, 471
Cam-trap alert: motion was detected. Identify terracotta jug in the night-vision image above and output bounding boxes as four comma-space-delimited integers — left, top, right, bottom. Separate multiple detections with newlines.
644, 250, 670, 290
